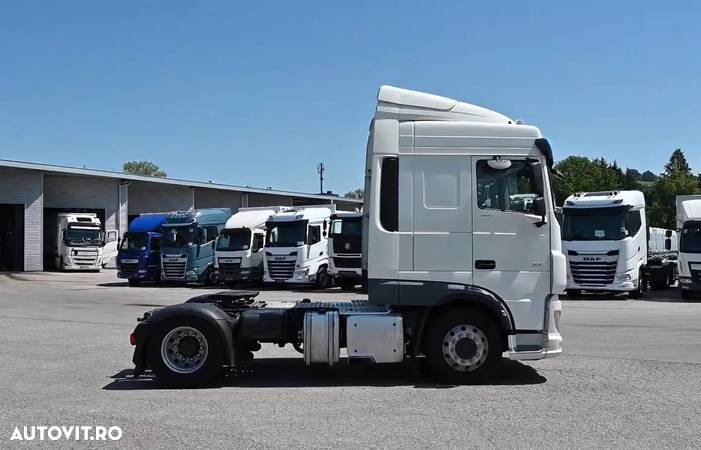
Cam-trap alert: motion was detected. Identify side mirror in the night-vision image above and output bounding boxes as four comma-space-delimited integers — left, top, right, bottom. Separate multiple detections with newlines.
533, 197, 547, 227
665, 238, 671, 251
211, 240, 216, 250
528, 160, 545, 196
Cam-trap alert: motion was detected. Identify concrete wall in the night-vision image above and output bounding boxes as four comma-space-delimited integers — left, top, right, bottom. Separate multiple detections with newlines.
0, 168, 43, 270
128, 182, 193, 215
44, 175, 120, 232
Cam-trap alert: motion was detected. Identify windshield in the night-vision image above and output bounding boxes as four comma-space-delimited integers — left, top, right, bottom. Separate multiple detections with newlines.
66, 225, 102, 245
266, 220, 307, 247
680, 223, 701, 253
162, 226, 195, 247
330, 218, 362, 237
120, 233, 149, 251
217, 228, 251, 251
562, 207, 640, 241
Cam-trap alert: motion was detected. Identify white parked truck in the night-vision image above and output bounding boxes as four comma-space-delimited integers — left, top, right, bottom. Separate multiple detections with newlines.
129, 86, 565, 387
263, 205, 335, 288
214, 207, 290, 285
327, 211, 363, 290
44, 213, 117, 271
677, 195, 701, 299
562, 190, 677, 297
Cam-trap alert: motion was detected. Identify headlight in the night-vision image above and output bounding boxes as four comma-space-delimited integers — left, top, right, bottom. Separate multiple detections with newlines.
616, 273, 632, 281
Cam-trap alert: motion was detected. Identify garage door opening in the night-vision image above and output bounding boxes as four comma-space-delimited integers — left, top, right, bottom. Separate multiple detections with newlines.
43, 208, 106, 269
0, 204, 24, 271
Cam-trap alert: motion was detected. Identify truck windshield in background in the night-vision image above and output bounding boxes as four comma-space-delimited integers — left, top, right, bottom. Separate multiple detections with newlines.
266, 221, 307, 247
120, 233, 149, 251
162, 227, 195, 247
66, 225, 102, 245
217, 229, 251, 251
680, 223, 701, 253
562, 207, 641, 241
330, 217, 362, 237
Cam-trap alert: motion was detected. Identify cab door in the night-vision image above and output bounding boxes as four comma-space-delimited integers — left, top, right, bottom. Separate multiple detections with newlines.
471, 157, 551, 330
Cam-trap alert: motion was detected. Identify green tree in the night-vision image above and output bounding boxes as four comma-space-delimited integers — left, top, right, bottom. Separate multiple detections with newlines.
621, 168, 640, 190
640, 170, 658, 182
646, 149, 696, 228
344, 188, 364, 200
552, 156, 624, 205
123, 161, 167, 177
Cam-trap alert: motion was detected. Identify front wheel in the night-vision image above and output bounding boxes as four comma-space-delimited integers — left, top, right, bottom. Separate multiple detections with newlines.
424, 308, 502, 384
681, 290, 694, 300
315, 267, 330, 289
128, 279, 141, 287
337, 278, 357, 291
628, 270, 645, 299
147, 317, 224, 387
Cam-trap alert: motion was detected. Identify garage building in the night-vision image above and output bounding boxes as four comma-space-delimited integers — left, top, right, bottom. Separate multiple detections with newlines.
0, 160, 362, 271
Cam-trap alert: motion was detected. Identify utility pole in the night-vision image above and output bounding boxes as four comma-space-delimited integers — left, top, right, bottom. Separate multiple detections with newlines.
317, 162, 325, 194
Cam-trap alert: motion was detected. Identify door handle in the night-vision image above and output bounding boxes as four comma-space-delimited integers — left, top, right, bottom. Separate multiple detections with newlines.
475, 260, 496, 270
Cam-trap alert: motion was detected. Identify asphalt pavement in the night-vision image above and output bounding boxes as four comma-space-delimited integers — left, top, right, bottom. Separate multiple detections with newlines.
1, 270, 699, 448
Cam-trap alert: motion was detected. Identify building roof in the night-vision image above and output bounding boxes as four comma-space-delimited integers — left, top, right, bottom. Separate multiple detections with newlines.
0, 159, 363, 204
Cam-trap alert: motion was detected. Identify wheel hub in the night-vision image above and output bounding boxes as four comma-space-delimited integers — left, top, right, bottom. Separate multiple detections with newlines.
161, 326, 209, 374
442, 324, 488, 372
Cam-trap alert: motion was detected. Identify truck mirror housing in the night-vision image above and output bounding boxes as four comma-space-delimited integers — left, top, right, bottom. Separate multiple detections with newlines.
529, 160, 545, 196
665, 238, 671, 251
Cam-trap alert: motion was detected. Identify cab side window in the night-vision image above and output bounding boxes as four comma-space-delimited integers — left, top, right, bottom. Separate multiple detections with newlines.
309, 225, 321, 245
476, 160, 537, 213
252, 233, 264, 252
204, 226, 219, 243
626, 210, 642, 236
151, 237, 161, 252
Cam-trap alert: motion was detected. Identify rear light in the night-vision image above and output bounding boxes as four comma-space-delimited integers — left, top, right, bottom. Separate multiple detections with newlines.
130, 333, 137, 346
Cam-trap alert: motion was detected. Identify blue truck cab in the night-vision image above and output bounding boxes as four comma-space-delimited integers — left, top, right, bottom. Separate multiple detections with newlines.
117, 214, 168, 286
159, 208, 230, 284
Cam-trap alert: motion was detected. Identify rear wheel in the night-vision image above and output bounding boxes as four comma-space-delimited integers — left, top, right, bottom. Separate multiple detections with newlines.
424, 308, 502, 384
147, 317, 223, 387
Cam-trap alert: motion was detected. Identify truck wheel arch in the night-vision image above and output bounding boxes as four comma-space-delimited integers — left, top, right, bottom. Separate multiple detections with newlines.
416, 289, 514, 355
137, 304, 237, 371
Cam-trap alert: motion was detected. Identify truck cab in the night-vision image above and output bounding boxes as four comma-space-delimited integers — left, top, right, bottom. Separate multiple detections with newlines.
159, 209, 230, 284
327, 212, 363, 290
561, 191, 647, 297
46, 213, 116, 271
263, 205, 335, 288
117, 213, 168, 286
214, 207, 289, 285
677, 195, 701, 299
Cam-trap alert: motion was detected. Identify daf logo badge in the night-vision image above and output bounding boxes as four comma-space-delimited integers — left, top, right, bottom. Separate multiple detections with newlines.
344, 243, 351, 250
583, 257, 601, 262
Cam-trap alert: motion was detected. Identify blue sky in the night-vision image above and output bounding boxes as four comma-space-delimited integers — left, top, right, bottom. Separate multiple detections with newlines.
1, 1, 699, 194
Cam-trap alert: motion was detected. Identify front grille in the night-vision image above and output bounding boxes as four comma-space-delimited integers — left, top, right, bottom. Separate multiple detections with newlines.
120, 262, 139, 277
333, 257, 361, 268
219, 259, 242, 278
570, 259, 618, 285
267, 259, 295, 280
73, 250, 98, 266
162, 257, 187, 279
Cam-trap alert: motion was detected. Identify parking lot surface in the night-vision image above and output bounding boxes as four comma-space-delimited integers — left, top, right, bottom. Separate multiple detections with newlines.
1, 271, 700, 448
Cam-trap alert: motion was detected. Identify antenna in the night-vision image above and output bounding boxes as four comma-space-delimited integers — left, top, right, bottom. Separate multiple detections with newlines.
317, 162, 325, 194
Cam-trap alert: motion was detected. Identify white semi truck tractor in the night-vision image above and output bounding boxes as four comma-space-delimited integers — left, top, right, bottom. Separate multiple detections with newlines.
213, 207, 289, 285
263, 205, 336, 288
562, 190, 677, 298
677, 195, 701, 299
128, 86, 566, 386
44, 213, 117, 271
327, 211, 363, 290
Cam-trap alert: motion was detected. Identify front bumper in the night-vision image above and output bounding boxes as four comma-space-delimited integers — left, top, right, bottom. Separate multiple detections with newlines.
678, 276, 701, 292
215, 266, 260, 282
263, 269, 315, 284
508, 298, 563, 361
566, 279, 635, 292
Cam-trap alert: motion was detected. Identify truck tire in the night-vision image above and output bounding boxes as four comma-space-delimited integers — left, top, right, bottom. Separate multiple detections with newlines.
128, 279, 141, 287
424, 308, 502, 384
337, 279, 356, 291
315, 267, 330, 289
147, 316, 224, 387
628, 270, 644, 299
